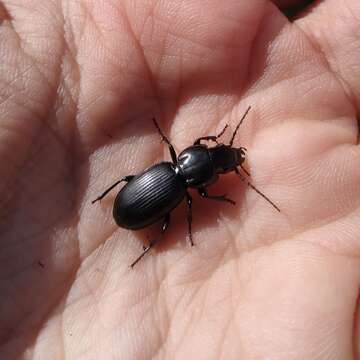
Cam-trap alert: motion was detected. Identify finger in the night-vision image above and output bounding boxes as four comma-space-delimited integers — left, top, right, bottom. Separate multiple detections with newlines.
295, 1, 360, 116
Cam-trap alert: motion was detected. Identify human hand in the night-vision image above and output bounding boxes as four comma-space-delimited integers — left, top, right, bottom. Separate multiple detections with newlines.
1, 0, 359, 358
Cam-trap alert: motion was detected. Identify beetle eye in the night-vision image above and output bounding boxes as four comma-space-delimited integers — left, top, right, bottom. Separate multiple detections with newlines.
240, 147, 247, 158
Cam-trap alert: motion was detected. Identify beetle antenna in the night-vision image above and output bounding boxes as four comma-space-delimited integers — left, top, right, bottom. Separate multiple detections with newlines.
229, 106, 251, 147
246, 182, 281, 212
239, 163, 250, 177
235, 167, 280, 212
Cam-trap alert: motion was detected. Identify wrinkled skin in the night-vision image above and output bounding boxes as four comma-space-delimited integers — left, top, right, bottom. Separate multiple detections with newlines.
1, 0, 360, 359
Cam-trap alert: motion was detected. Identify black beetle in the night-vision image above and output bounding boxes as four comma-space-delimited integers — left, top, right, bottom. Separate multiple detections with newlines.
92, 106, 280, 267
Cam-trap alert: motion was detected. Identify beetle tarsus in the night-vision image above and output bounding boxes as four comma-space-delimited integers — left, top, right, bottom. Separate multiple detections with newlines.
198, 188, 236, 206
92, 176, 134, 204
130, 213, 171, 268
131, 243, 153, 268
186, 192, 194, 246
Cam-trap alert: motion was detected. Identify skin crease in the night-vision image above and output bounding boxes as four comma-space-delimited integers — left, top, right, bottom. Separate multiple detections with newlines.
0, 0, 360, 358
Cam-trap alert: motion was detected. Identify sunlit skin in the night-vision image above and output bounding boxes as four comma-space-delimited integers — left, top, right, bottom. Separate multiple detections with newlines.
1, 0, 360, 359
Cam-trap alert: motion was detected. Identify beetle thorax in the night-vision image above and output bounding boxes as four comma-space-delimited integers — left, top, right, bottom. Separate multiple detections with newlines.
177, 145, 218, 188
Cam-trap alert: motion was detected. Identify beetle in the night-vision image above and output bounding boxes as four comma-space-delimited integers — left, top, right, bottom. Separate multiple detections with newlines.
92, 106, 280, 267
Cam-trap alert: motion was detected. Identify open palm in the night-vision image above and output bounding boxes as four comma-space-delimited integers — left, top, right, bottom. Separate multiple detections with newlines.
1, 0, 360, 359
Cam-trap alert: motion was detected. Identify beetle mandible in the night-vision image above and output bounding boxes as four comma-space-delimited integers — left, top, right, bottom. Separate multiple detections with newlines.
92, 106, 280, 267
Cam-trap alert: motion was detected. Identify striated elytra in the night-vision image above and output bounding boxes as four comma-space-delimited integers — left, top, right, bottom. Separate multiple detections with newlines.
113, 162, 187, 230
92, 106, 280, 267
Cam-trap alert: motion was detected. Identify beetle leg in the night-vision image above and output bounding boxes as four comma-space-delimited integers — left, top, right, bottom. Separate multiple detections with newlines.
198, 187, 236, 205
194, 136, 218, 145
186, 192, 194, 246
194, 124, 228, 145
130, 213, 171, 268
92, 176, 134, 204
234, 167, 280, 212
152, 118, 177, 164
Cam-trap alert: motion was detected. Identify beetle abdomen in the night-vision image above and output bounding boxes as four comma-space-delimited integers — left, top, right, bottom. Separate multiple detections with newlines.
113, 162, 186, 229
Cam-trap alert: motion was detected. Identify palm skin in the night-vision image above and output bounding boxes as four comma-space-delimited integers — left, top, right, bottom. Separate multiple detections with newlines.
1, 0, 360, 359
